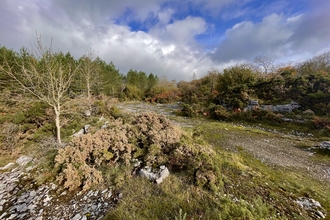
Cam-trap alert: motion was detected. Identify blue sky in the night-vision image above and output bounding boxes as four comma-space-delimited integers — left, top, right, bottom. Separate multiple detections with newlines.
0, 0, 329, 80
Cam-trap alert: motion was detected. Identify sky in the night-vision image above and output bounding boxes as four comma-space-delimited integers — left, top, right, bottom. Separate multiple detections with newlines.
1, 0, 330, 81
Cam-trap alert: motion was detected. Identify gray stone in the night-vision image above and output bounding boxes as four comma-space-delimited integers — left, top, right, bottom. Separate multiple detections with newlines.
29, 190, 37, 197
281, 118, 293, 122
8, 214, 18, 220
320, 141, 330, 150
140, 166, 158, 181
73, 128, 85, 137
0, 162, 15, 170
72, 213, 82, 220
118, 193, 123, 199
16, 156, 33, 167
156, 167, 170, 184
296, 197, 322, 210
0, 212, 7, 219
248, 100, 259, 106
84, 110, 92, 117
27, 204, 37, 210
316, 210, 326, 219
14, 204, 27, 212
140, 165, 170, 184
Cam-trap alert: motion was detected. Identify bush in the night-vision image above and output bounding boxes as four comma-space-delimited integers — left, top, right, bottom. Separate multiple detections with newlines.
208, 104, 232, 121
54, 112, 223, 192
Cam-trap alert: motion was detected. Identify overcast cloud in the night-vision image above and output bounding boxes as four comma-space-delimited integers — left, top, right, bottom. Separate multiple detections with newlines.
0, 0, 329, 81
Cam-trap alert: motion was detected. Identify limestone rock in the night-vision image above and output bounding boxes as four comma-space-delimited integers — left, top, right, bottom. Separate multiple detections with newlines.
156, 166, 170, 184
16, 156, 33, 167
0, 162, 15, 170
320, 141, 330, 150
84, 110, 91, 117
140, 165, 170, 184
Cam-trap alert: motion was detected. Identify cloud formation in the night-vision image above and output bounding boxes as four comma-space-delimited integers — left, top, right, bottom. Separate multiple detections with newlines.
0, 0, 329, 80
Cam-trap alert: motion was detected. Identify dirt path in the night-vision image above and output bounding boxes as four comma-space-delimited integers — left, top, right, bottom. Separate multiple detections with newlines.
117, 101, 330, 183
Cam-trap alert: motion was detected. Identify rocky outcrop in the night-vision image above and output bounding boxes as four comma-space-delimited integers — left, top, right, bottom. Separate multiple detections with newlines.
0, 156, 116, 220
295, 197, 326, 219
245, 100, 301, 113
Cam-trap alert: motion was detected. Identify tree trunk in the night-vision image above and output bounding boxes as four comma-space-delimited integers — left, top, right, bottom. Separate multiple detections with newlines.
54, 106, 61, 145
87, 77, 91, 99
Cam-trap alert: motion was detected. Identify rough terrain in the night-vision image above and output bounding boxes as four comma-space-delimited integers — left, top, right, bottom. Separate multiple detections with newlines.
0, 156, 116, 220
0, 101, 329, 220
118, 101, 330, 184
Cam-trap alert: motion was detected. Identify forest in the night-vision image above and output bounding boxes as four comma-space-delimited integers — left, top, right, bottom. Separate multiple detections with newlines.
0, 38, 330, 219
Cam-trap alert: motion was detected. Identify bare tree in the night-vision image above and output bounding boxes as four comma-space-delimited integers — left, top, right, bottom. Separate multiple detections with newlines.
0, 34, 79, 145
79, 49, 99, 99
253, 55, 275, 76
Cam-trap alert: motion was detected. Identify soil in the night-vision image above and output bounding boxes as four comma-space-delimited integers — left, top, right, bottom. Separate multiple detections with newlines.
117, 101, 330, 184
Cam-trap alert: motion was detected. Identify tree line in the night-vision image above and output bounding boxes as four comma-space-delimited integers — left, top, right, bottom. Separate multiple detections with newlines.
0, 36, 176, 144
1, 35, 330, 144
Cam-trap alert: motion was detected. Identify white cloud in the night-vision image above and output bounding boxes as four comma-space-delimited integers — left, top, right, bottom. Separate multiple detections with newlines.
149, 16, 207, 45
0, 0, 217, 81
157, 8, 175, 24
210, 13, 298, 63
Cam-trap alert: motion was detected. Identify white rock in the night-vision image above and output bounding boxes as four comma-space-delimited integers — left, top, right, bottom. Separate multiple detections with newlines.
140, 167, 158, 181
0, 212, 7, 219
0, 162, 15, 170
16, 156, 33, 167
29, 190, 37, 197
316, 210, 325, 219
71, 213, 81, 220
8, 214, 18, 220
156, 167, 170, 184
320, 141, 330, 150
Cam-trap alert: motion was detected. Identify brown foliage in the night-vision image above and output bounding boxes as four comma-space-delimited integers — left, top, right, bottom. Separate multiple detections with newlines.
55, 111, 221, 192
55, 112, 182, 191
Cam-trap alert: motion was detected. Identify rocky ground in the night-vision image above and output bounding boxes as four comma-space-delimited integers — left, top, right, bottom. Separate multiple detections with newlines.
0, 156, 116, 220
117, 101, 330, 183
0, 101, 329, 219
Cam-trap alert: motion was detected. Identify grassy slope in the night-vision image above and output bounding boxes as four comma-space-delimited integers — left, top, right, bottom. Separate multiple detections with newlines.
105, 117, 330, 220
1, 99, 329, 219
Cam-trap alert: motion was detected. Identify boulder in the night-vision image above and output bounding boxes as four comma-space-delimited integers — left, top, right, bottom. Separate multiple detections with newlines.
248, 100, 259, 106
156, 166, 170, 184
72, 124, 91, 137
139, 165, 170, 184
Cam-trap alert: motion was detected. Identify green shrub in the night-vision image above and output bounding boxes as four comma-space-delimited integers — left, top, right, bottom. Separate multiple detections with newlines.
179, 103, 196, 117
208, 104, 232, 121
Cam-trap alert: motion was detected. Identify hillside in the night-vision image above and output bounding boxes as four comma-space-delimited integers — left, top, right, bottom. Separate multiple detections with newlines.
0, 100, 329, 219
0, 44, 330, 219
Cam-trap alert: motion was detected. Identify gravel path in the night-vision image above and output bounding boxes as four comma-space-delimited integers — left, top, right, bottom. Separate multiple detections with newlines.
219, 128, 330, 183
